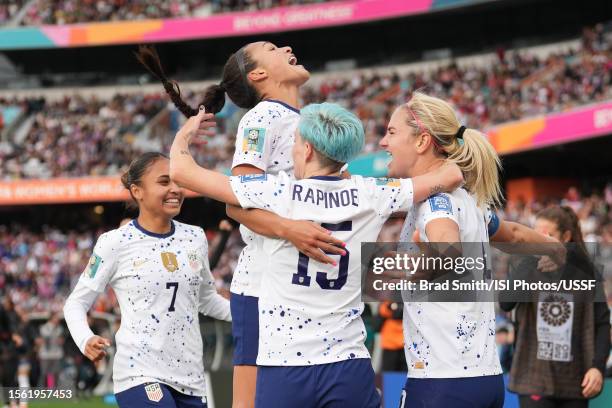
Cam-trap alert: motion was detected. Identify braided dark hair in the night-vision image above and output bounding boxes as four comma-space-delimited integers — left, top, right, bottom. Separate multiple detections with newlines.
135, 44, 260, 117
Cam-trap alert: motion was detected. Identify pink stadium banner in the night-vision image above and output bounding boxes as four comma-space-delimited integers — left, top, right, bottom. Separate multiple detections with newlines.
0, 0, 437, 50
488, 101, 612, 155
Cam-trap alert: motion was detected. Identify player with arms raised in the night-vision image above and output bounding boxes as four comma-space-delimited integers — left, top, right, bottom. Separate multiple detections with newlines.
168, 103, 463, 407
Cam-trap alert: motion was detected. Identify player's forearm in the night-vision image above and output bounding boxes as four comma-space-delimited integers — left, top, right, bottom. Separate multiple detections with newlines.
226, 205, 287, 239
410, 167, 463, 203
199, 287, 231, 321
63, 283, 97, 354
169, 136, 240, 206
492, 221, 563, 257
493, 221, 551, 244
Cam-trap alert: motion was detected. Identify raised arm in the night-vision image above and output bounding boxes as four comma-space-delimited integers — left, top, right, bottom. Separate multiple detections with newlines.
169, 108, 240, 206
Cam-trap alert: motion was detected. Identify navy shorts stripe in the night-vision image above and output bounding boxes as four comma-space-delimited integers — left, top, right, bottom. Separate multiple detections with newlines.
230, 293, 259, 366
401, 375, 504, 408
256, 358, 380, 408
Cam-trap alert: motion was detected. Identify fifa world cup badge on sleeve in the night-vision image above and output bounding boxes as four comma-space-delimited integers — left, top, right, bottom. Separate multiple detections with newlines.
161, 252, 179, 272
187, 250, 201, 271
242, 128, 265, 153
145, 383, 164, 402
86, 253, 102, 278
429, 194, 452, 213
240, 173, 268, 183
376, 178, 401, 187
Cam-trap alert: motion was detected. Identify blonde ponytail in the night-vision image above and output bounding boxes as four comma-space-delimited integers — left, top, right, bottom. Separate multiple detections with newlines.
405, 92, 503, 207
448, 128, 503, 207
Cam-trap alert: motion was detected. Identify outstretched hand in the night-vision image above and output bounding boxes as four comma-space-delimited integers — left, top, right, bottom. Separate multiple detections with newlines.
176, 106, 216, 146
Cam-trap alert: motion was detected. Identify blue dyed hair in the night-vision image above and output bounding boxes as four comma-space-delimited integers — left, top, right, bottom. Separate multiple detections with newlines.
298, 103, 364, 164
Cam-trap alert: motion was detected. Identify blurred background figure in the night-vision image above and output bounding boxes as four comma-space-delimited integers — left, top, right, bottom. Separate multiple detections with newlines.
37, 313, 64, 389
378, 301, 407, 372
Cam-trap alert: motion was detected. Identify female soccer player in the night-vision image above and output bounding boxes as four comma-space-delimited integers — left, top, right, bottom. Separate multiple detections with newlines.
169, 103, 463, 407
380, 92, 505, 407
63, 152, 230, 408
380, 92, 563, 408
501, 206, 610, 408
137, 43, 344, 407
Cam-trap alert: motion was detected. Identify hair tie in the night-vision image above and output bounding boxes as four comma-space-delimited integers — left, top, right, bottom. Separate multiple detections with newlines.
456, 126, 466, 139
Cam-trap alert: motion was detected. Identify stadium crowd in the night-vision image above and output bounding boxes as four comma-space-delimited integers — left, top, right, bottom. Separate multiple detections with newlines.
0, 0, 25, 25
1, 93, 166, 179
1, 24, 609, 180
1, 185, 611, 315
1, 187, 611, 402
17, 0, 330, 26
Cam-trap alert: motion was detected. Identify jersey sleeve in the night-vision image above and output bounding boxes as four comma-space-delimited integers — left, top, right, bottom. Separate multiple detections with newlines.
78, 231, 119, 293
229, 172, 289, 214
231, 106, 277, 171
195, 229, 231, 321
63, 282, 99, 354
417, 193, 460, 230
485, 207, 501, 237
363, 177, 414, 218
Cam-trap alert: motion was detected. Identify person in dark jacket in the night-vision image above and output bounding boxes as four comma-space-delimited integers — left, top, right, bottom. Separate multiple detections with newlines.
501, 206, 610, 408
0, 296, 20, 408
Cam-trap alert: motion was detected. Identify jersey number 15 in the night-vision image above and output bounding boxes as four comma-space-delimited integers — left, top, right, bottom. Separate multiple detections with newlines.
292, 221, 351, 291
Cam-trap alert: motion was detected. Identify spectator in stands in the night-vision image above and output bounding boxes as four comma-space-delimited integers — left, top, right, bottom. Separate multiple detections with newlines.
495, 324, 514, 374
0, 296, 20, 408
20, 0, 331, 25
1, 24, 609, 180
501, 206, 611, 408
37, 313, 65, 388
13, 304, 37, 407
0, 0, 24, 25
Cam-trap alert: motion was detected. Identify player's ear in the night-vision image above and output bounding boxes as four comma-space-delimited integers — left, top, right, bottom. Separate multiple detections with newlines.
247, 68, 268, 83
303, 141, 314, 161
130, 184, 144, 203
415, 132, 431, 154
561, 230, 572, 243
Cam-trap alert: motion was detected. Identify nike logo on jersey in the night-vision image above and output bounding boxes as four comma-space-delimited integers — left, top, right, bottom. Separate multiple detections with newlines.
133, 258, 150, 268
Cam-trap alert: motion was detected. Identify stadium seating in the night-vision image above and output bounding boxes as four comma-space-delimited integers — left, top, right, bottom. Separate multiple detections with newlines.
1, 27, 609, 180
12, 0, 332, 26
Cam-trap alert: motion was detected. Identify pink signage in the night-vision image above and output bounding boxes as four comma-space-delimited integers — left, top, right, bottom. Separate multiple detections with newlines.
32, 0, 434, 48
488, 101, 612, 155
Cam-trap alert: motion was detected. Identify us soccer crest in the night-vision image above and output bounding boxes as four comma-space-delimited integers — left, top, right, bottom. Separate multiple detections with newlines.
161, 252, 179, 272
144, 383, 164, 402
187, 250, 201, 271
242, 128, 265, 153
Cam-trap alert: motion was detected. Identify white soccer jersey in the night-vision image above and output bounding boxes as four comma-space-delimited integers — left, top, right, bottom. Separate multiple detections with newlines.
74, 220, 230, 396
400, 189, 502, 378
230, 99, 300, 297
230, 172, 414, 366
